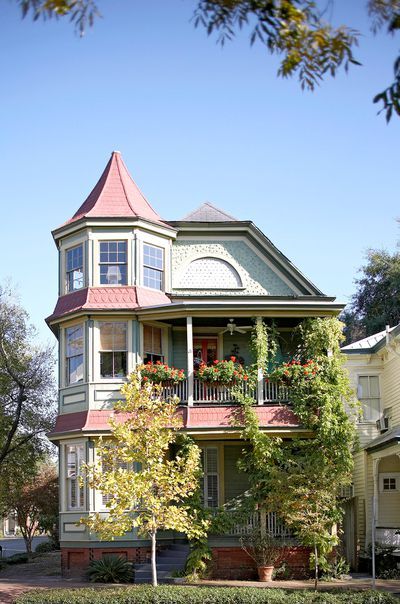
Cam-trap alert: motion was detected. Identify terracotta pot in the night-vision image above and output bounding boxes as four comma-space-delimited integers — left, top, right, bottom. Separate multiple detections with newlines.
257, 565, 274, 581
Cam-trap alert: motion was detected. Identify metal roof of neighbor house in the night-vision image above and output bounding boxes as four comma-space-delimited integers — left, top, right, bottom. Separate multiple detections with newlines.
46, 286, 171, 323
180, 202, 237, 222
63, 151, 169, 227
365, 426, 400, 452
341, 324, 400, 354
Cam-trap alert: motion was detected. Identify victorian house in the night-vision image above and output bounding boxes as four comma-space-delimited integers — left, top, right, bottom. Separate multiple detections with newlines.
47, 151, 344, 578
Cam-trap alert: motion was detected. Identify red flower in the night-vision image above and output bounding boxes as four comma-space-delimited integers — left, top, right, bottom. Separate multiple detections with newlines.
230, 356, 236, 362
243, 375, 248, 381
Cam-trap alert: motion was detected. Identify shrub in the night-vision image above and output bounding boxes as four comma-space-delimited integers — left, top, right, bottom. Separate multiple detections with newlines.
14, 586, 399, 604
35, 540, 58, 554
87, 556, 133, 583
5, 552, 29, 564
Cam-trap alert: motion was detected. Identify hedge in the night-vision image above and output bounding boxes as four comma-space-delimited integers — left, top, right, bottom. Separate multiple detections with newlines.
14, 586, 398, 604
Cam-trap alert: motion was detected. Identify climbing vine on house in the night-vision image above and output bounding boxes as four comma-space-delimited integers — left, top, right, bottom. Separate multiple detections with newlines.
234, 317, 358, 588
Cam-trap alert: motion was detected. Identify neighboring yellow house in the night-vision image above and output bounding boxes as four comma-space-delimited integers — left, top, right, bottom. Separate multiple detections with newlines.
342, 325, 400, 565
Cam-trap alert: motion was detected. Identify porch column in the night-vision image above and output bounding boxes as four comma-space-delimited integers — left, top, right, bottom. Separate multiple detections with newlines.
186, 316, 194, 406
372, 457, 380, 535
256, 316, 264, 405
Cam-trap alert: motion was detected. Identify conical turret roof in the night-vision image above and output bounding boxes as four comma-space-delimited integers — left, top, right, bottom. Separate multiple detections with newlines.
67, 151, 167, 226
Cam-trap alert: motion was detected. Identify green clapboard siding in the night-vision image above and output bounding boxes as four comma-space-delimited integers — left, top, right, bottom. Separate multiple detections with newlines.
224, 445, 250, 503
171, 330, 187, 371
223, 333, 253, 365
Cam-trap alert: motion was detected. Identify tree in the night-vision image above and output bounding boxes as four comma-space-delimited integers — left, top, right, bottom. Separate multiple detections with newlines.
234, 317, 357, 587
82, 370, 208, 586
14, 0, 400, 122
0, 285, 56, 471
0, 462, 59, 557
342, 249, 400, 343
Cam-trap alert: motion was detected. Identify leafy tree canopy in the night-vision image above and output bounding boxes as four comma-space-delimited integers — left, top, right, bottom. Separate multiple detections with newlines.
14, 0, 400, 121
0, 285, 56, 470
343, 249, 400, 344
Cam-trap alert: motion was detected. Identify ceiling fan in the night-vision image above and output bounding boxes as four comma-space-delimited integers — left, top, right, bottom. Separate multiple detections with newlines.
220, 318, 250, 336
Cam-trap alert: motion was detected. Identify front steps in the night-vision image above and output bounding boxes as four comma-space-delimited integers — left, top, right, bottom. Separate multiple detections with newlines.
134, 543, 189, 584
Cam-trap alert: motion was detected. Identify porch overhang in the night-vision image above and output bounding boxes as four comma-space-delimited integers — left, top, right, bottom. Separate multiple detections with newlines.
365, 426, 400, 453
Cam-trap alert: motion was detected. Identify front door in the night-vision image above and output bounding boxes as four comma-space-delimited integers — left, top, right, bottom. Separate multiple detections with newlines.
193, 338, 218, 369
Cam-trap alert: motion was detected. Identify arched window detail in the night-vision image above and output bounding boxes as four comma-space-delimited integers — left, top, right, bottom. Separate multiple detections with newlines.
179, 257, 242, 289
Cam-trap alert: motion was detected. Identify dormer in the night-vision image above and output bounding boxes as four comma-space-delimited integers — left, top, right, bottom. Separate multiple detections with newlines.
52, 152, 177, 298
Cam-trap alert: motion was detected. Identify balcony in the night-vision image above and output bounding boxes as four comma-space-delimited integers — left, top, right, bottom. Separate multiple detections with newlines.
160, 377, 290, 406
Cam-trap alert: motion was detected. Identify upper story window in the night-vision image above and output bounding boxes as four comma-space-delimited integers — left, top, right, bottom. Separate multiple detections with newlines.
66, 245, 84, 292
143, 325, 163, 364
99, 241, 127, 285
65, 324, 84, 385
143, 244, 163, 290
66, 444, 85, 510
358, 375, 380, 422
99, 322, 128, 379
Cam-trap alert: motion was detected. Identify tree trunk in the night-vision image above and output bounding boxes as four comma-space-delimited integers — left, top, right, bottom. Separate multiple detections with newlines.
151, 529, 157, 587
314, 541, 318, 590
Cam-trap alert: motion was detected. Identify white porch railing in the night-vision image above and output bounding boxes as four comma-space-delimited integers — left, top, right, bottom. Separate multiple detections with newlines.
160, 378, 289, 405
223, 510, 294, 539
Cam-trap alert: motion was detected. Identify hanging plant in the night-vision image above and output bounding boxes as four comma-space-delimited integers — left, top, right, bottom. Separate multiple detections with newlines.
268, 359, 319, 385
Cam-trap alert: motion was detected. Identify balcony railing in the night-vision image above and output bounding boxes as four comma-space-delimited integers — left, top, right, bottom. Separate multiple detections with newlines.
218, 510, 294, 539
160, 377, 289, 405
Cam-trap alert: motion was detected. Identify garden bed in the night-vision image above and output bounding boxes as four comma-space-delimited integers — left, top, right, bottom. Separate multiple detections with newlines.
14, 585, 398, 604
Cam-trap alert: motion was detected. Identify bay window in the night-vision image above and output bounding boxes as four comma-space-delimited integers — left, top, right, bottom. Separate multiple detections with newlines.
99, 322, 128, 378
143, 244, 163, 290
143, 325, 163, 364
65, 324, 84, 385
66, 444, 85, 510
66, 245, 84, 292
99, 241, 127, 285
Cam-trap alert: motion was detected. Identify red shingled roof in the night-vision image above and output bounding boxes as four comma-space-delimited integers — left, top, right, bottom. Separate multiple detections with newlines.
47, 286, 171, 322
65, 151, 168, 227
49, 406, 300, 437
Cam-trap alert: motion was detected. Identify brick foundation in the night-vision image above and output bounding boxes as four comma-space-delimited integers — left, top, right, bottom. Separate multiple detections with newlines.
211, 546, 311, 580
61, 546, 151, 578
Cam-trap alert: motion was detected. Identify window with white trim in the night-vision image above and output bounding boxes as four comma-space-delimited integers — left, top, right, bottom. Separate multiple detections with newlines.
143, 244, 163, 290
101, 460, 141, 507
380, 473, 400, 492
66, 245, 84, 292
99, 241, 127, 285
200, 447, 219, 508
358, 375, 380, 422
143, 325, 164, 364
99, 322, 128, 379
66, 444, 85, 510
65, 324, 84, 385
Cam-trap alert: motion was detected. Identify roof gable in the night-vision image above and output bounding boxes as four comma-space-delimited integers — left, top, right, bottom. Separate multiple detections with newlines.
181, 202, 237, 222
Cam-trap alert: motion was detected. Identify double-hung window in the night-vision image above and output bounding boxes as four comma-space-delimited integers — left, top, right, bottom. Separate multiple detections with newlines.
99, 241, 127, 285
65, 324, 84, 385
66, 245, 84, 292
143, 325, 163, 364
99, 322, 128, 378
66, 444, 85, 510
143, 244, 163, 290
358, 375, 380, 422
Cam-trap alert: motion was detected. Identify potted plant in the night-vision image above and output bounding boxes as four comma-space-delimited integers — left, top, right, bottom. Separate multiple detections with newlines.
240, 529, 281, 582
196, 356, 249, 386
139, 362, 185, 385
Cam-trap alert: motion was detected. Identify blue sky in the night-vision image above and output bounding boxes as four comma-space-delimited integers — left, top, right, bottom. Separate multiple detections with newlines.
0, 0, 399, 345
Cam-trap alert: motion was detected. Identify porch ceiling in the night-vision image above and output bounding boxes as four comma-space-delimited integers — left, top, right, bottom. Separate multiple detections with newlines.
162, 317, 305, 328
